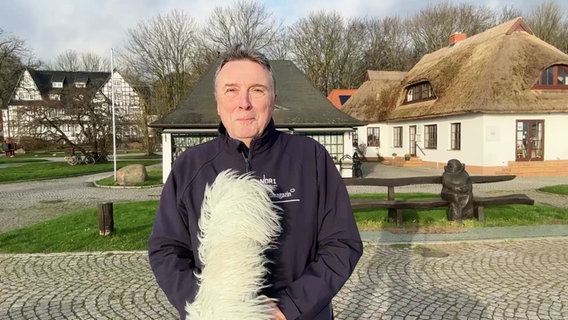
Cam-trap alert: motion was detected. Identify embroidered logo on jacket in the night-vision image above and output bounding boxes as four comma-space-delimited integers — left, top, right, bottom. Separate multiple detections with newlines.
259, 174, 300, 204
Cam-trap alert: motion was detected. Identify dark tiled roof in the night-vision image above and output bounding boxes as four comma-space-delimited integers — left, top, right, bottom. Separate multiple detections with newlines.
27, 69, 110, 95
151, 60, 362, 129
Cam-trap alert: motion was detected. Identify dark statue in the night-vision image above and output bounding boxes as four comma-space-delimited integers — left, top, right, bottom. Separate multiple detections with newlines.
441, 159, 474, 222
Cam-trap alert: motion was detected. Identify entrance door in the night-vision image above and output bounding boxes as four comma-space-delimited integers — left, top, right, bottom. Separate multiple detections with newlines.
516, 120, 544, 161
409, 126, 417, 156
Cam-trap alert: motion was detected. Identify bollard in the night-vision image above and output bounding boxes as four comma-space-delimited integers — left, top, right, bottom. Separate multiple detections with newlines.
98, 202, 114, 236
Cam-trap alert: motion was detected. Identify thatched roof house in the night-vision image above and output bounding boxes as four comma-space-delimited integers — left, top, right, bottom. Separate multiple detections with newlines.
342, 17, 568, 176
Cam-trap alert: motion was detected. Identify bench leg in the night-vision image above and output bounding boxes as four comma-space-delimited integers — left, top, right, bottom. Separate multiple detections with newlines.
475, 206, 485, 222
396, 209, 403, 228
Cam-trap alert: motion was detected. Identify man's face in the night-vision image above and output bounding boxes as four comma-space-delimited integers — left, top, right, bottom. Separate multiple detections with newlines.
215, 60, 276, 147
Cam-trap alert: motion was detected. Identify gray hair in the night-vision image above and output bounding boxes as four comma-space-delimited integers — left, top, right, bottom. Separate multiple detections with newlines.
214, 45, 276, 93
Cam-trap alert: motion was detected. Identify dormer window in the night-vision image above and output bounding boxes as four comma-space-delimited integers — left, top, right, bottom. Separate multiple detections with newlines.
535, 65, 568, 88
75, 76, 88, 88
52, 81, 63, 88
404, 82, 435, 104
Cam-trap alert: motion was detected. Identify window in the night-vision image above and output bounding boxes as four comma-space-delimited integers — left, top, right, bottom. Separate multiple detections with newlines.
302, 133, 345, 162
19, 92, 31, 100
535, 65, 568, 87
367, 127, 380, 147
424, 125, 437, 149
339, 95, 351, 105
516, 120, 544, 161
451, 123, 461, 150
75, 82, 86, 88
393, 126, 403, 147
352, 130, 358, 147
52, 82, 63, 88
49, 94, 60, 101
405, 82, 435, 104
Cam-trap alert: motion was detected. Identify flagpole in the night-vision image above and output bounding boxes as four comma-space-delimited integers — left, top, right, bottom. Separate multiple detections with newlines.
111, 48, 117, 181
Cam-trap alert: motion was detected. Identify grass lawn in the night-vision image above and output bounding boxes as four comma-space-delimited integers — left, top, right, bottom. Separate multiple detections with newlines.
0, 160, 160, 183
1, 192, 567, 254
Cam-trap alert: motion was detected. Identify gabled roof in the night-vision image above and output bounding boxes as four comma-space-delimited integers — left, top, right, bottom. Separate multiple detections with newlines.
341, 71, 407, 122
327, 89, 357, 109
387, 17, 568, 121
151, 60, 362, 129
27, 69, 110, 95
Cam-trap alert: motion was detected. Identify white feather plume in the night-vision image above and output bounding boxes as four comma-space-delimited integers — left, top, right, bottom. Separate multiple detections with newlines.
185, 169, 281, 319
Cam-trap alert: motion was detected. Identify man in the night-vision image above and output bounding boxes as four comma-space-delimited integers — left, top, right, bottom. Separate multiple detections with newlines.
148, 45, 363, 319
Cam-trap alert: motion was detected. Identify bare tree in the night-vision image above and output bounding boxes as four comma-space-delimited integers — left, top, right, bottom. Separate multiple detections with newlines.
0, 29, 29, 109
525, 1, 567, 52
497, 4, 523, 23
121, 9, 200, 112
203, 0, 282, 54
288, 11, 367, 94
406, 1, 495, 58
54, 50, 81, 71
52, 50, 110, 72
362, 16, 415, 72
81, 52, 110, 72
120, 9, 206, 155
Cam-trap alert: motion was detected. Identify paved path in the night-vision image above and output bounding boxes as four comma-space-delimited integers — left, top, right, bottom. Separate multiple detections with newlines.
1, 162, 568, 319
2, 239, 567, 319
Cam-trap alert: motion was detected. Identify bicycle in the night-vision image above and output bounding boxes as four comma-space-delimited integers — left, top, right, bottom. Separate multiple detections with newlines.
64, 152, 95, 165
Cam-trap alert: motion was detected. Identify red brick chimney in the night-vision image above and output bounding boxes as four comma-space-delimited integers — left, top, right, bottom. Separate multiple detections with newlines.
449, 32, 467, 45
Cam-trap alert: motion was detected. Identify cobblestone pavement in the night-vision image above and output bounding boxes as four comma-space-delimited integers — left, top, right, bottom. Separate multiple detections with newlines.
1, 238, 567, 319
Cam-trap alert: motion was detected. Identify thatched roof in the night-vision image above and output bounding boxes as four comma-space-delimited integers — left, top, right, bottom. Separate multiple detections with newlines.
151, 60, 362, 129
341, 71, 406, 122
343, 17, 568, 123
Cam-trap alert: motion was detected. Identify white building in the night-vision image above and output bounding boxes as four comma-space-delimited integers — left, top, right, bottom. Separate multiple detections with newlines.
343, 17, 568, 176
2, 69, 142, 145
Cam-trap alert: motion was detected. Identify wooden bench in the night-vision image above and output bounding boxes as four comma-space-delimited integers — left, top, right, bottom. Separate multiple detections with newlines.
344, 175, 535, 227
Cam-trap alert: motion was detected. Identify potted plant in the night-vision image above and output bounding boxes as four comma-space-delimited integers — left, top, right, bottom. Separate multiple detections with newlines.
404, 154, 411, 161
391, 152, 397, 159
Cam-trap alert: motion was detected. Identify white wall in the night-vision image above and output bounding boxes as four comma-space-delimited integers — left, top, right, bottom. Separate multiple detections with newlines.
361, 113, 567, 167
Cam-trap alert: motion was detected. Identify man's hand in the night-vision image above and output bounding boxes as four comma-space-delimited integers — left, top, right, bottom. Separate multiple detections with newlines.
273, 306, 286, 320
267, 301, 286, 320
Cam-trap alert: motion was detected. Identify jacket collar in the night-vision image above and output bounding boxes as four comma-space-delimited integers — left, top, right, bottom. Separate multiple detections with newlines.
218, 119, 279, 154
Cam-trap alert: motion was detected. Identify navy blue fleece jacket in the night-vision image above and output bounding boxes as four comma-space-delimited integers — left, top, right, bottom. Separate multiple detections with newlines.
148, 120, 363, 319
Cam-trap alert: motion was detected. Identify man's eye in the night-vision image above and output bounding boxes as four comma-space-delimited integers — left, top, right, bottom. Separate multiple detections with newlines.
225, 88, 238, 96
250, 87, 266, 96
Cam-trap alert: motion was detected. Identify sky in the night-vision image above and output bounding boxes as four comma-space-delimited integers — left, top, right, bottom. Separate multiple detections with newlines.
0, 0, 566, 65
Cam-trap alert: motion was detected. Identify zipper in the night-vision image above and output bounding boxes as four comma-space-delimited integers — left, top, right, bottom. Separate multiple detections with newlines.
239, 143, 252, 172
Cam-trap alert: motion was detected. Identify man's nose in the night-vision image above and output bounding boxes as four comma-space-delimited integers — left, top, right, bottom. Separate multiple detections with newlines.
238, 91, 252, 109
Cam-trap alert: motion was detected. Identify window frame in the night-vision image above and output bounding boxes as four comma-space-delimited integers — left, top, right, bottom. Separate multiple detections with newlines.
534, 65, 568, 88
404, 82, 436, 104
450, 123, 461, 150
367, 127, 380, 147
424, 124, 437, 149
393, 126, 403, 148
